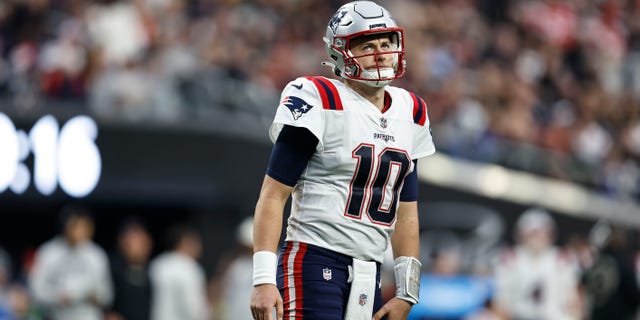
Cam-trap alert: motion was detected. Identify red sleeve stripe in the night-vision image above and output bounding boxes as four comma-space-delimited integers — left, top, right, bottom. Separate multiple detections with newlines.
305, 76, 344, 110
409, 92, 427, 126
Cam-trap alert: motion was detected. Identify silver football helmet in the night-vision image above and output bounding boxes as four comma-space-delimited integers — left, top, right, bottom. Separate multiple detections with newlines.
323, 1, 406, 87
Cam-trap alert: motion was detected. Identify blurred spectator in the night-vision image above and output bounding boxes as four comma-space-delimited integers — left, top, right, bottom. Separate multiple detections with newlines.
0, 0, 49, 108
149, 224, 208, 320
582, 221, 640, 320
85, 0, 148, 67
493, 207, 581, 320
210, 217, 253, 320
2, 283, 44, 320
38, 19, 89, 99
106, 218, 153, 320
512, 0, 578, 51
29, 206, 113, 320
564, 232, 595, 278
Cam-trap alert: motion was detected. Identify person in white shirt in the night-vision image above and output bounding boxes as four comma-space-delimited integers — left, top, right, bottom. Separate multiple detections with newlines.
30, 206, 113, 320
493, 208, 582, 320
149, 224, 208, 320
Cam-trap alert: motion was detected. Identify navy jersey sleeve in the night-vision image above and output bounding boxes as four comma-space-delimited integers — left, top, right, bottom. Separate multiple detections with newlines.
266, 125, 319, 186
399, 160, 418, 202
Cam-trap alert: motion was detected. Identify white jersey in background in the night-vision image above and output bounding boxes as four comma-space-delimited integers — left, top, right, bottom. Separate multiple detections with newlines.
494, 247, 580, 320
269, 76, 435, 263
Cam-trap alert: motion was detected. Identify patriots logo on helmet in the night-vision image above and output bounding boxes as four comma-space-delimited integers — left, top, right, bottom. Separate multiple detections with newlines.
329, 10, 348, 34
282, 96, 313, 120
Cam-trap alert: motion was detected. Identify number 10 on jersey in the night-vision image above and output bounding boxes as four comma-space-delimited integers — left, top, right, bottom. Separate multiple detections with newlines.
345, 144, 411, 226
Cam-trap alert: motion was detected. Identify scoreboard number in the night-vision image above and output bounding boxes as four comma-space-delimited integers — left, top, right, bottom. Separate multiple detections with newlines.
0, 113, 101, 197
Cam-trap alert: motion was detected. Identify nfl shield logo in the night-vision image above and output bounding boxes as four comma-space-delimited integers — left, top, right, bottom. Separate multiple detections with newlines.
323, 268, 332, 281
359, 293, 368, 306
380, 117, 388, 129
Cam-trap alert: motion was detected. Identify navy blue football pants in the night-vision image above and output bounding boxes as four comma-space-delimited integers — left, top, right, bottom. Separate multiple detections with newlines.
276, 241, 384, 319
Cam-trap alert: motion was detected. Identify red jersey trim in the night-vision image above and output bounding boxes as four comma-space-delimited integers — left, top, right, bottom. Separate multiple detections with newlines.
305, 76, 344, 111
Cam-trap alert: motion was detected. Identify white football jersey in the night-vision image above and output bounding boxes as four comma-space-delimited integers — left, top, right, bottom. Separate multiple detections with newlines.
269, 76, 435, 262
493, 247, 580, 320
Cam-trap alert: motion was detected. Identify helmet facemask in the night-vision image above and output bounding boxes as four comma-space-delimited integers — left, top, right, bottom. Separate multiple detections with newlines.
347, 32, 404, 87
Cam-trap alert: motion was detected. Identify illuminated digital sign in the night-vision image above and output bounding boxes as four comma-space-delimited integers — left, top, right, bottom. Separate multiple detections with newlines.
0, 113, 101, 197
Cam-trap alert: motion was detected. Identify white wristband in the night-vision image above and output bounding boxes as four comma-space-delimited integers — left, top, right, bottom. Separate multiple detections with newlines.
394, 256, 422, 305
253, 251, 278, 286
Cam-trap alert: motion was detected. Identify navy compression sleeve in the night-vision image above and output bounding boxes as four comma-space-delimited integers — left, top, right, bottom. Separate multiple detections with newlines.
399, 160, 418, 202
266, 125, 319, 186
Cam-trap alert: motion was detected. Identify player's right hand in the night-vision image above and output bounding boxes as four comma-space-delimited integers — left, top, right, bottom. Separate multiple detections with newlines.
373, 297, 412, 320
250, 284, 283, 320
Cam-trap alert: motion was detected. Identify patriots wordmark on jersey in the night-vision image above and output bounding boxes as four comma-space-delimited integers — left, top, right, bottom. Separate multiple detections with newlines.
269, 76, 435, 263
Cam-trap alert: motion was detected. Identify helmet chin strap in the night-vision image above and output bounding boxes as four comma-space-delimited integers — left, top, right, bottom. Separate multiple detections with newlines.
358, 67, 395, 87
360, 80, 390, 88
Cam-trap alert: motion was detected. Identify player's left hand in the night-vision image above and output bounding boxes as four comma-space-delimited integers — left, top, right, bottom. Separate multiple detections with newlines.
372, 297, 412, 320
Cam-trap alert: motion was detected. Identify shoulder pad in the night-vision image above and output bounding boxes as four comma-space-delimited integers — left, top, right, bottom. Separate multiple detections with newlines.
304, 76, 344, 111
407, 91, 427, 126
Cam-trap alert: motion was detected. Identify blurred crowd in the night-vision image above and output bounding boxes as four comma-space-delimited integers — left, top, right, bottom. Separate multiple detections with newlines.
1, 205, 640, 320
0, 206, 217, 320
1, 0, 640, 199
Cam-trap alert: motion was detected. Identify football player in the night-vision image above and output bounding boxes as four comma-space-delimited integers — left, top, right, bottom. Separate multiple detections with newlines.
250, 1, 436, 319
493, 208, 581, 320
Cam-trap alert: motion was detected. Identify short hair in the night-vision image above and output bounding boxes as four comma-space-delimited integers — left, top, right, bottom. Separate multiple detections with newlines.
165, 223, 199, 250
117, 216, 148, 237
58, 205, 94, 231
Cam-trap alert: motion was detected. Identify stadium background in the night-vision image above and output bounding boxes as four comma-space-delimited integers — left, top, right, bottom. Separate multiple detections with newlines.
2, 0, 640, 319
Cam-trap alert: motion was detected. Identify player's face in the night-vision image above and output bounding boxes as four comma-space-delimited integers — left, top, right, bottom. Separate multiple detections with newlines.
520, 227, 552, 252
349, 34, 397, 70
